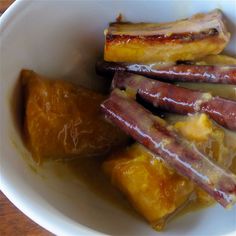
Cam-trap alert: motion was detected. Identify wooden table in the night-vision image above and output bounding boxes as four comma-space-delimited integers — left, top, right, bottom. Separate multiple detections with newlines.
0, 1, 52, 235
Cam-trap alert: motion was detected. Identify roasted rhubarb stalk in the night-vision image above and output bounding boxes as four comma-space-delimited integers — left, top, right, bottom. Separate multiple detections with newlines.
96, 60, 236, 84
104, 10, 230, 62
112, 72, 236, 131
101, 89, 236, 208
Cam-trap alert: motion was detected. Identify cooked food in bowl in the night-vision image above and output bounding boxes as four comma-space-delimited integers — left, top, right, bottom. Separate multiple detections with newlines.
19, 9, 236, 231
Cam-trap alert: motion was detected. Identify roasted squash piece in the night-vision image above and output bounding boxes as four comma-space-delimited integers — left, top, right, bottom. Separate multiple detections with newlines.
174, 114, 232, 168
22, 69, 128, 163
103, 144, 194, 230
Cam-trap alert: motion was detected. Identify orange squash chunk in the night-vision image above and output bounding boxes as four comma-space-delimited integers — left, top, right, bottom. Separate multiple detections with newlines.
103, 144, 194, 230
22, 70, 127, 163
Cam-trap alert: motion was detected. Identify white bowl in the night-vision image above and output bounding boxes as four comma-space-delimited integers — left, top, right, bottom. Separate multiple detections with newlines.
0, 0, 236, 235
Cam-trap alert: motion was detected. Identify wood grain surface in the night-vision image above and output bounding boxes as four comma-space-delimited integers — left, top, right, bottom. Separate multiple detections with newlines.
0, 192, 53, 236
0, 0, 14, 13
0, 1, 53, 235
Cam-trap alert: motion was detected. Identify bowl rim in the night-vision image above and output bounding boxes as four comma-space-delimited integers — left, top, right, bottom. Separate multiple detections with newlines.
0, 1, 235, 236
0, 1, 105, 235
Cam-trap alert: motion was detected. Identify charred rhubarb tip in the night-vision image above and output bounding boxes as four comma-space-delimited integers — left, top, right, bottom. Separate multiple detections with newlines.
101, 89, 236, 208
104, 9, 230, 62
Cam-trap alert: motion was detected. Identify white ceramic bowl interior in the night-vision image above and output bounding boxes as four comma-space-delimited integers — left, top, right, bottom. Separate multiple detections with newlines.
0, 0, 236, 235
